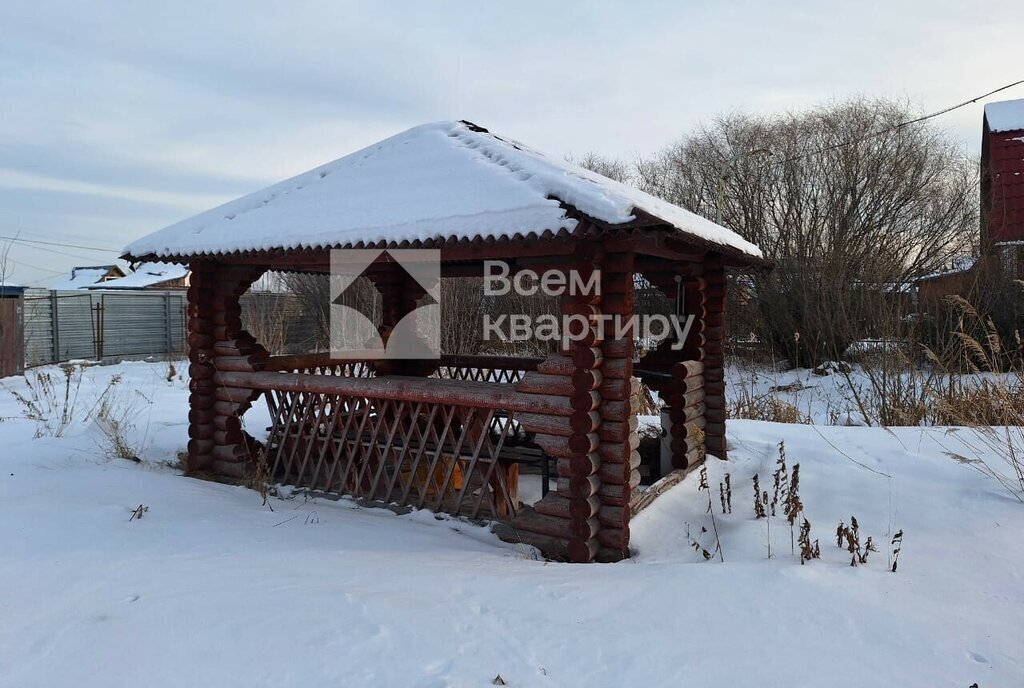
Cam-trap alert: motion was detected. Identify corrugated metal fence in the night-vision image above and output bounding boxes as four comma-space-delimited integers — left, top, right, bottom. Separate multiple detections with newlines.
21, 290, 322, 367
23, 289, 188, 366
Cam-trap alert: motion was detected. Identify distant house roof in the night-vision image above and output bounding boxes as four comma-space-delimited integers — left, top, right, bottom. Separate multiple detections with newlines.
124, 120, 763, 263
916, 255, 978, 282
49, 265, 125, 291
87, 262, 189, 290
0, 282, 26, 297
984, 98, 1024, 133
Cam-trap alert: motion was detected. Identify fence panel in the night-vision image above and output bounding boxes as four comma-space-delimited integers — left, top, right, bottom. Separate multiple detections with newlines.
22, 290, 55, 366
22, 289, 187, 367
99, 292, 186, 359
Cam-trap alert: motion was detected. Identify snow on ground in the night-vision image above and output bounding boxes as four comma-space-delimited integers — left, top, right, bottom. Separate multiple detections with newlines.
725, 361, 879, 424
1, 362, 1023, 687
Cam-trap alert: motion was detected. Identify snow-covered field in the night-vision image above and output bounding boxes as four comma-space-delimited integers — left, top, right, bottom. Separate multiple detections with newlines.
2, 362, 1023, 687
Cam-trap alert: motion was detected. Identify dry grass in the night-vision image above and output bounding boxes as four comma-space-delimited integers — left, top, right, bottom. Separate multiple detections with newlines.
727, 384, 809, 424
247, 443, 274, 509
4, 363, 155, 462
3, 363, 85, 437
822, 294, 1024, 502
922, 299, 1024, 502
90, 374, 152, 462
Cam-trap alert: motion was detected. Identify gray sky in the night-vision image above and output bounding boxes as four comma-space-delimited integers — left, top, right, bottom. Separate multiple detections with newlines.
1, 0, 1021, 286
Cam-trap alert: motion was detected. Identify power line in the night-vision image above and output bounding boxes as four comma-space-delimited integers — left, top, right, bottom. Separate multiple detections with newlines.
5, 238, 117, 263
23, 274, 63, 287
4, 256, 66, 276
0, 234, 119, 253
761, 78, 1024, 168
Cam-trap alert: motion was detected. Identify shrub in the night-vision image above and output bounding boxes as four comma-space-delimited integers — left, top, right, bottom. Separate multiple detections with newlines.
91, 374, 151, 462
3, 363, 85, 437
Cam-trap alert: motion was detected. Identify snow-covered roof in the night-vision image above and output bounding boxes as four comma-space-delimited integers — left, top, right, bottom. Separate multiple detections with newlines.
916, 255, 978, 282
49, 266, 123, 291
124, 121, 762, 262
88, 262, 188, 290
985, 98, 1024, 133
0, 281, 26, 296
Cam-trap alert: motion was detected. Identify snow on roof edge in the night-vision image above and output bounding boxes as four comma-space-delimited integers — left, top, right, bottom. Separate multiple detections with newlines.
86, 262, 189, 289
49, 266, 121, 291
985, 98, 1024, 133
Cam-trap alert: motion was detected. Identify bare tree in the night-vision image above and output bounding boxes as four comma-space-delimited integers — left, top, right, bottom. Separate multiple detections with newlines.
636, 97, 978, 364
278, 272, 334, 351
567, 152, 633, 184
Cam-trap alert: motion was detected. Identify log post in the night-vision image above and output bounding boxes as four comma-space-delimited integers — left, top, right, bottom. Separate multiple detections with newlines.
561, 240, 605, 562
187, 262, 267, 478
594, 246, 637, 562
186, 260, 218, 472
703, 254, 727, 459
667, 275, 707, 469
509, 240, 606, 562
368, 260, 436, 377
636, 259, 708, 475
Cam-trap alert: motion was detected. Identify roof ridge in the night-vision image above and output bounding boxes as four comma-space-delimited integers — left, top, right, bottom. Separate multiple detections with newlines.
124, 120, 762, 261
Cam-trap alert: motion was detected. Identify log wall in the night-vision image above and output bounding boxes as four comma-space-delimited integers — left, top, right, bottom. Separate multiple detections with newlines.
593, 247, 639, 562
186, 261, 267, 477
702, 254, 727, 459
507, 240, 609, 562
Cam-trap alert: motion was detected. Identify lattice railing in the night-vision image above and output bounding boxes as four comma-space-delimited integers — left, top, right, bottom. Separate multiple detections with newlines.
263, 353, 539, 383
264, 353, 375, 378
262, 389, 525, 519
434, 354, 541, 384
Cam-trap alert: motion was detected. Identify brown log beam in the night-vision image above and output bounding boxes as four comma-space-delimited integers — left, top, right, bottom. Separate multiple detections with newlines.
217, 371, 574, 416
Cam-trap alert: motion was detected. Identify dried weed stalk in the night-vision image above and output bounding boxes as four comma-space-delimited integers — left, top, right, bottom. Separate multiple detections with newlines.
837, 516, 877, 566
698, 467, 724, 562
685, 522, 713, 561
771, 441, 789, 517
719, 473, 732, 514
752, 474, 766, 519
891, 529, 903, 573
798, 517, 821, 564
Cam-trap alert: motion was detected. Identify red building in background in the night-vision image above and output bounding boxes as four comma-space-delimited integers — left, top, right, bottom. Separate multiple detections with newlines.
917, 98, 1024, 307
982, 98, 1024, 277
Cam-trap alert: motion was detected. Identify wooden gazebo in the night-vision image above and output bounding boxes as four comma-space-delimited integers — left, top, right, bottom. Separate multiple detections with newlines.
124, 121, 764, 562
